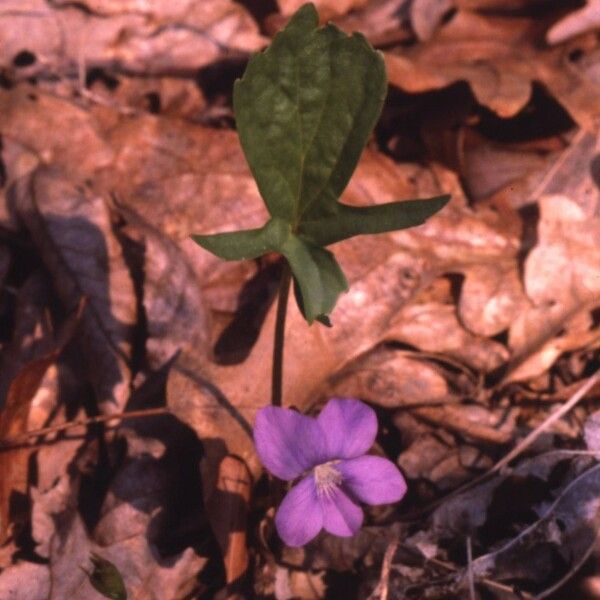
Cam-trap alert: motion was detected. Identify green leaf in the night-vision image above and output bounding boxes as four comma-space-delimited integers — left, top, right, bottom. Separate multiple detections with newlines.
280, 235, 348, 322
192, 3, 450, 323
298, 195, 451, 246
232, 3, 386, 225
86, 553, 127, 600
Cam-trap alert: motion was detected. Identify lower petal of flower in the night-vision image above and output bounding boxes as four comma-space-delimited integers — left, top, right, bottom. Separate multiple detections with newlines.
321, 487, 363, 537
275, 475, 323, 547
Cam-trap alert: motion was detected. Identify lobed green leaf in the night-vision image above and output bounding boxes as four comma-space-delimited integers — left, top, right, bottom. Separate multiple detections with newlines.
193, 3, 450, 323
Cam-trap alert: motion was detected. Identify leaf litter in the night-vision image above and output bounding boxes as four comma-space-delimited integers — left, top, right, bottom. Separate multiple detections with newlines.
0, 0, 599, 598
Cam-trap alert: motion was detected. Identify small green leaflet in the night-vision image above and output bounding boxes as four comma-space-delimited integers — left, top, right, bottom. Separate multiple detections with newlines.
193, 3, 449, 323
86, 553, 127, 600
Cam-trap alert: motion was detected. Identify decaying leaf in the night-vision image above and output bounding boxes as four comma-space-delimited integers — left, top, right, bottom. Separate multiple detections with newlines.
278, 0, 369, 18
547, 1, 600, 44
385, 10, 600, 128
14, 168, 137, 411
207, 456, 252, 593
387, 302, 509, 372
472, 462, 600, 595
0, 0, 265, 77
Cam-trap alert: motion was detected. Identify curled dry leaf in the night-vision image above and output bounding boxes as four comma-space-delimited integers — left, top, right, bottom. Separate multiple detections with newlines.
460, 131, 554, 202
525, 194, 600, 308
387, 302, 509, 372
458, 262, 529, 337
546, 0, 600, 45
0, 0, 264, 77
15, 167, 137, 411
0, 359, 57, 541
385, 10, 600, 128
506, 193, 600, 381
0, 295, 83, 542
326, 347, 450, 408
410, 403, 517, 445
207, 456, 252, 592
398, 433, 492, 489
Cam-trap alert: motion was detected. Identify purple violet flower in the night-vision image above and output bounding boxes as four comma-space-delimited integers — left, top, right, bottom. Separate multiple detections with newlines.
254, 398, 407, 547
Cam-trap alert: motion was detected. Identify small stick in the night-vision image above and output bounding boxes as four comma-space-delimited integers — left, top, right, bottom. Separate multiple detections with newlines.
490, 368, 600, 476
466, 536, 476, 600
379, 539, 399, 600
0, 407, 170, 450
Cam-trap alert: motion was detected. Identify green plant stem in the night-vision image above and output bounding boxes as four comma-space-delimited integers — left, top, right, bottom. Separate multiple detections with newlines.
271, 262, 292, 406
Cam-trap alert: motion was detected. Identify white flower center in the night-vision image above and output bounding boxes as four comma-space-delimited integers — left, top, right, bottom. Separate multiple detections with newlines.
313, 461, 342, 498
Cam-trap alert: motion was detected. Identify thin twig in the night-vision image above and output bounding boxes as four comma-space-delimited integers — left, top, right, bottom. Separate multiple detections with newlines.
490, 368, 600, 476
0, 407, 170, 450
379, 539, 399, 600
271, 262, 291, 407
466, 536, 476, 600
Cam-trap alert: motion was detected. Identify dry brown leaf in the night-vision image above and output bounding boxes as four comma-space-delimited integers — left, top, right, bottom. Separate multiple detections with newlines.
0, 358, 56, 541
15, 167, 137, 411
331, 0, 412, 45
27, 422, 207, 599
409, 0, 454, 41
0, 298, 82, 542
387, 302, 509, 372
411, 403, 517, 444
472, 462, 600, 596
118, 208, 211, 370
208, 456, 251, 595
0, 0, 264, 77
398, 433, 492, 488
0, 561, 50, 599
525, 194, 600, 307
102, 76, 207, 118
385, 10, 600, 128
0, 87, 114, 181
278, 0, 368, 18
326, 348, 450, 408
457, 0, 555, 8
504, 193, 600, 381
507, 305, 600, 382
547, 1, 600, 44
458, 262, 529, 337
460, 132, 553, 201
99, 114, 267, 244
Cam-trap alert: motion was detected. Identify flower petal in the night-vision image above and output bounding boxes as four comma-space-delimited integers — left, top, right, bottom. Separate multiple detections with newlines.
338, 456, 407, 505
275, 476, 323, 547
317, 398, 377, 459
321, 487, 363, 537
254, 406, 327, 480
